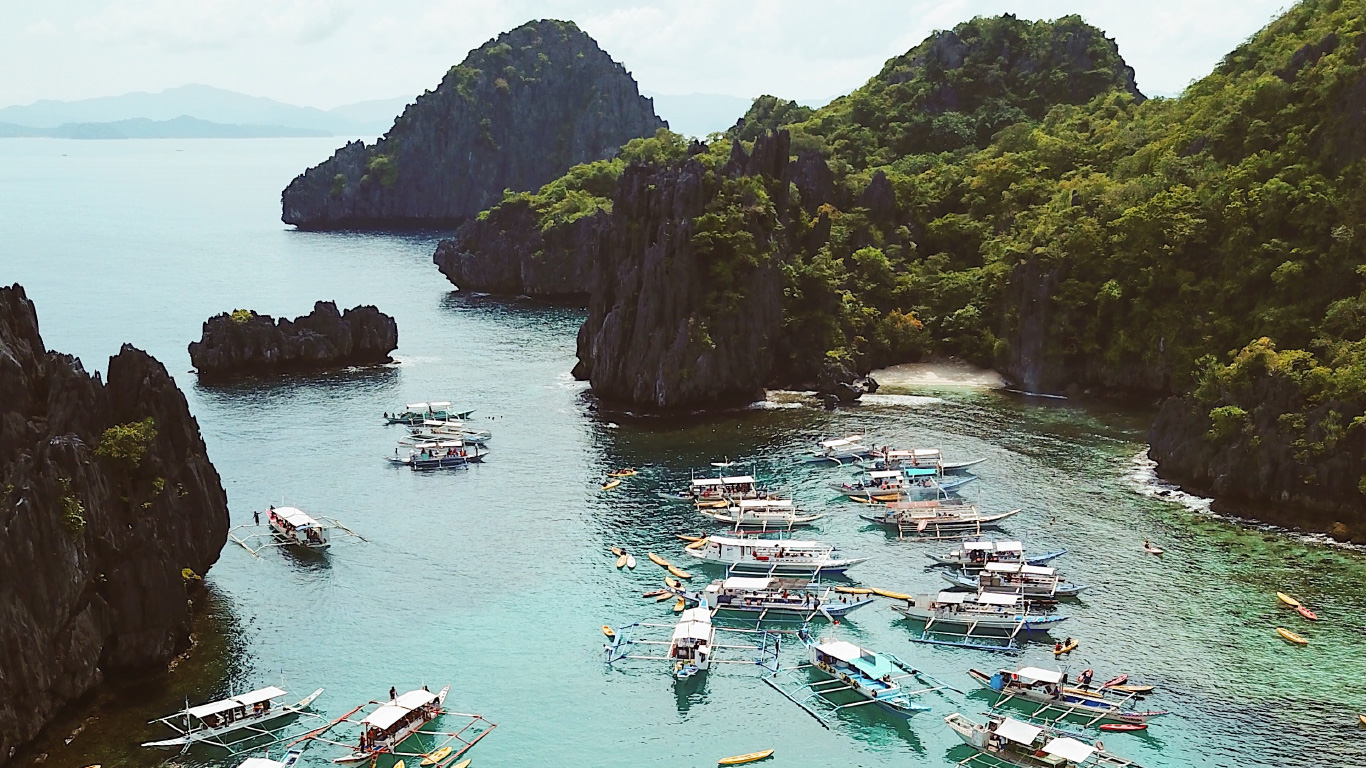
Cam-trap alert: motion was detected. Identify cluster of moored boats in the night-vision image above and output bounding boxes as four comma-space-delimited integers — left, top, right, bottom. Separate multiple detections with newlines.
601, 436, 1180, 767
383, 401, 491, 470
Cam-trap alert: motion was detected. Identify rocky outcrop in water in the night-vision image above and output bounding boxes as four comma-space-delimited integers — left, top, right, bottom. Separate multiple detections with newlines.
0, 284, 229, 765
432, 201, 603, 297
572, 133, 796, 410
281, 20, 665, 229
188, 302, 397, 380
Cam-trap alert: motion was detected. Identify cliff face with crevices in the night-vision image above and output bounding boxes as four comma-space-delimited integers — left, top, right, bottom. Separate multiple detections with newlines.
188, 301, 397, 380
0, 284, 229, 765
572, 133, 795, 409
281, 19, 665, 229
433, 201, 603, 297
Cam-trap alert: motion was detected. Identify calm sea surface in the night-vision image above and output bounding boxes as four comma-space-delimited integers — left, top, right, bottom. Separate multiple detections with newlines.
3, 138, 1364, 768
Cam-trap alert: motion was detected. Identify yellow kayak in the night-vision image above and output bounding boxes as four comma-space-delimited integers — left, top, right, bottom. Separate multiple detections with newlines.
835, 586, 873, 594
602, 478, 621, 490
1053, 640, 1079, 656
665, 576, 680, 589
656, 592, 674, 602
395, 762, 405, 768
686, 539, 707, 550
1358, 713, 1366, 726
602, 625, 616, 639
1276, 592, 1301, 608
719, 749, 774, 765
649, 553, 671, 568
677, 534, 704, 542
1276, 627, 1308, 645
452, 761, 471, 768
673, 598, 686, 612
871, 587, 911, 600
615, 554, 628, 569
421, 746, 454, 766
669, 565, 693, 579
610, 546, 624, 556
609, 468, 638, 477
697, 500, 730, 509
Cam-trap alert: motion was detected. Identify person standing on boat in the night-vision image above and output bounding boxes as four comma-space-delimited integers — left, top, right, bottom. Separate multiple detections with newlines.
389, 686, 397, 701
253, 509, 259, 525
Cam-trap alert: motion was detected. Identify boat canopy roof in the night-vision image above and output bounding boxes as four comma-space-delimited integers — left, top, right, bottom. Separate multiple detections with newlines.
409, 440, 467, 449
723, 576, 775, 591
1015, 667, 1063, 684
886, 500, 942, 510
186, 686, 286, 718
273, 507, 322, 529
815, 640, 867, 664
737, 498, 792, 508
1043, 737, 1096, 763
692, 478, 725, 487
820, 436, 863, 448
904, 467, 937, 477
962, 541, 994, 551
362, 689, 438, 729
913, 448, 942, 458
996, 541, 1023, 552
935, 591, 970, 604
816, 640, 893, 679
975, 592, 1019, 606
995, 717, 1043, 746
985, 562, 1055, 576
722, 475, 755, 484
869, 470, 900, 479
239, 759, 287, 768
708, 535, 824, 549
672, 609, 713, 641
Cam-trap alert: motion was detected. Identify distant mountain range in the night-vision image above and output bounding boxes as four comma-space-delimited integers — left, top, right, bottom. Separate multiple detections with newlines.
0, 84, 775, 141
0, 84, 412, 139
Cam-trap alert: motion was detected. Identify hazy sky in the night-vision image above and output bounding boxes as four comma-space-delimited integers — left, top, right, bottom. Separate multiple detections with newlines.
1, 1, 1292, 108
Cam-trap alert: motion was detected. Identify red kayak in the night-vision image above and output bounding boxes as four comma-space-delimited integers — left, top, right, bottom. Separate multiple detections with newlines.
1296, 605, 1318, 621
1101, 674, 1129, 688
1099, 723, 1148, 732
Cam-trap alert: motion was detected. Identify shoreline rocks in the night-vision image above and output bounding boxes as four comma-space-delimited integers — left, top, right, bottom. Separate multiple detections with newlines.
189, 302, 398, 380
0, 284, 229, 766
281, 19, 664, 230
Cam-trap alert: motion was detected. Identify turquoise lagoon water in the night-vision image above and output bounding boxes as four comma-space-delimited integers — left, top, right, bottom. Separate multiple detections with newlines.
2, 138, 1365, 768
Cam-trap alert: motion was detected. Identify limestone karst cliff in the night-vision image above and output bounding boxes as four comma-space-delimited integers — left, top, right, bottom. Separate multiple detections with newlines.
281, 19, 665, 229
0, 284, 229, 765
188, 301, 398, 380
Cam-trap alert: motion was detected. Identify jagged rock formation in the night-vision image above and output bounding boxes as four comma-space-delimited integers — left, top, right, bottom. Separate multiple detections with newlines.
0, 284, 229, 765
1149, 388, 1366, 544
188, 302, 397, 380
281, 19, 665, 229
433, 201, 603, 297
572, 133, 795, 410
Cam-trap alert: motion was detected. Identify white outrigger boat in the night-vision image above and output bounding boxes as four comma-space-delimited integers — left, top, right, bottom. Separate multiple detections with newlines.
869, 447, 987, 474
384, 402, 473, 425
660, 474, 768, 505
803, 435, 875, 464
946, 713, 1143, 767
684, 535, 869, 577
861, 500, 1020, 539
765, 630, 951, 727
942, 562, 1089, 598
144, 686, 323, 750
698, 498, 824, 530
407, 418, 492, 444
833, 467, 977, 501
927, 539, 1066, 570
266, 506, 330, 549
670, 576, 878, 620
296, 685, 495, 766
968, 667, 1168, 727
236, 751, 303, 768
890, 591, 1068, 650
388, 439, 486, 470
605, 605, 781, 680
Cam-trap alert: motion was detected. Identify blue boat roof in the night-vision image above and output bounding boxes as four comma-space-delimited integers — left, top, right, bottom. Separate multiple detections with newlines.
904, 467, 937, 477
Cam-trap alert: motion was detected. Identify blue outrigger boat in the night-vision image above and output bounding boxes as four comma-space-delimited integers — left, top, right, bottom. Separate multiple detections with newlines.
942, 563, 1089, 598
833, 467, 977, 501
383, 402, 474, 426
387, 440, 486, 470
927, 539, 1067, 570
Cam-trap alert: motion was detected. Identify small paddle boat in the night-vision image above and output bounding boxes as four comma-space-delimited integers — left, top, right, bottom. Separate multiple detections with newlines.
718, 749, 773, 765
649, 553, 670, 568
615, 554, 627, 568
420, 746, 453, 766
1296, 605, 1318, 621
1053, 638, 1079, 656
1099, 722, 1148, 732
602, 625, 616, 638
669, 565, 693, 580
1276, 592, 1301, 608
626, 554, 636, 569
1143, 539, 1164, 555
1275, 627, 1308, 645
608, 468, 638, 477
601, 478, 621, 490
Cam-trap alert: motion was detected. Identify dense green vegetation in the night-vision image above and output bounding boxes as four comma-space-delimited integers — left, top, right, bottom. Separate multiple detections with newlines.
476, 1, 1366, 435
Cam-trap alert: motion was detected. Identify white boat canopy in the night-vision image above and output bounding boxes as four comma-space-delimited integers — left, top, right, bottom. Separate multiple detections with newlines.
985, 562, 1055, 576
362, 689, 438, 729
814, 640, 869, 664
691, 478, 726, 487
273, 507, 322, 529
672, 609, 713, 641
996, 541, 1024, 552
962, 541, 995, 551
1043, 737, 1097, 763
238, 759, 287, 768
722, 475, 756, 484
912, 448, 942, 459
1020, 564, 1055, 576
975, 592, 1020, 606
723, 576, 776, 591
869, 470, 901, 479
708, 535, 824, 549
995, 717, 1043, 746
185, 686, 286, 719
819, 436, 863, 448
737, 498, 794, 508
428, 401, 453, 408
1015, 667, 1064, 684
